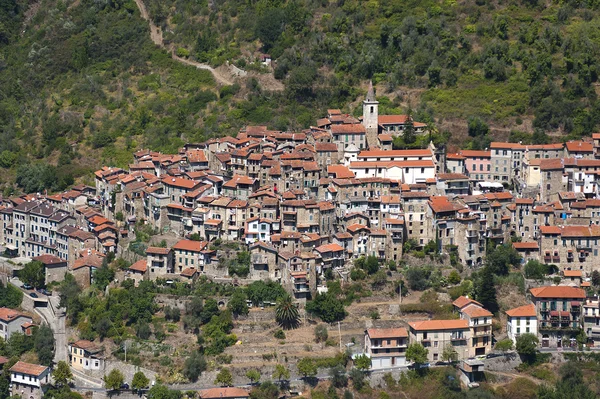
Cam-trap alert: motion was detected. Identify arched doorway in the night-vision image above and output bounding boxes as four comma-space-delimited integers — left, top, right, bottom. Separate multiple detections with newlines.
542, 334, 550, 348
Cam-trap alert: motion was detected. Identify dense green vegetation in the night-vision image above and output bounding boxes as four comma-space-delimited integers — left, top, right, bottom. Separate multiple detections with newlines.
3, 0, 600, 190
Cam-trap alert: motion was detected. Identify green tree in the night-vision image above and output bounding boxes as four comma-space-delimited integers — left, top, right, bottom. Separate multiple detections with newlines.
448, 270, 461, 285
475, 266, 499, 314
104, 369, 124, 391
275, 294, 300, 330
227, 290, 249, 317
516, 333, 539, 363
272, 364, 290, 383
132, 371, 150, 391
214, 368, 233, 387
405, 267, 430, 291
353, 354, 371, 371
297, 358, 318, 379
363, 255, 380, 275
406, 343, 428, 365
34, 325, 55, 366
314, 324, 328, 343
93, 262, 115, 291
52, 361, 73, 387
495, 339, 514, 354
592, 270, 600, 286
349, 369, 366, 391
183, 351, 207, 382
524, 260, 546, 280
20, 260, 45, 289
467, 117, 489, 137
136, 321, 152, 340
147, 384, 183, 399
329, 365, 347, 388
441, 344, 458, 363
246, 369, 261, 385
306, 292, 346, 323
486, 244, 521, 276
0, 280, 22, 308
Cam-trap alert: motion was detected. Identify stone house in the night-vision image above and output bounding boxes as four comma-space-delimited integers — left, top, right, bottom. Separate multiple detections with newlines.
68, 340, 105, 372
408, 320, 471, 363
33, 254, 67, 285
530, 286, 585, 348
0, 308, 33, 342
146, 246, 174, 279
10, 361, 50, 399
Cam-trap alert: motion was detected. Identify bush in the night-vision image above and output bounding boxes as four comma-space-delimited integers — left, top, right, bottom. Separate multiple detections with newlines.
274, 329, 286, 339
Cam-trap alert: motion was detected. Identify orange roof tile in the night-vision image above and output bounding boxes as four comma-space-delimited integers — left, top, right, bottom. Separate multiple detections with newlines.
461, 303, 493, 318
452, 296, 483, 309
327, 165, 355, 179
409, 319, 469, 331
129, 260, 147, 273
512, 242, 539, 250
173, 240, 208, 252
563, 270, 582, 277
505, 304, 536, 318
10, 361, 47, 376
367, 327, 408, 339
315, 243, 344, 253
199, 388, 249, 399
530, 286, 586, 299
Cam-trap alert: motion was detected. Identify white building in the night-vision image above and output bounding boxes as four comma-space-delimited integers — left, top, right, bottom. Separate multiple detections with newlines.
505, 304, 537, 344
349, 160, 435, 184
0, 308, 33, 342
364, 327, 408, 369
10, 361, 50, 399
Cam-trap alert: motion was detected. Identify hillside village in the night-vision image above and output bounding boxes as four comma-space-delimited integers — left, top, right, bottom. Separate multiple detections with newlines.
3, 83, 600, 397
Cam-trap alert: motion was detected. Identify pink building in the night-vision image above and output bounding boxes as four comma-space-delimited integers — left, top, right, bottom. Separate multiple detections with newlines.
459, 150, 491, 181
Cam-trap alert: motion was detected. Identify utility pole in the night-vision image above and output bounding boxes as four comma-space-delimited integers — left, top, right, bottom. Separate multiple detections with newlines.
399, 280, 402, 316
338, 321, 342, 352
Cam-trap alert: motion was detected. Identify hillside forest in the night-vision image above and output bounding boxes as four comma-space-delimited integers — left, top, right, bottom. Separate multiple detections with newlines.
2, 0, 600, 193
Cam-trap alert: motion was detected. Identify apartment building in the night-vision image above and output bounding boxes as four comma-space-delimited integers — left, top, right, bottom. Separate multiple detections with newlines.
146, 246, 174, 279
530, 286, 585, 348
172, 239, 209, 273
458, 304, 493, 357
408, 320, 471, 363
364, 327, 409, 369
505, 304, 538, 345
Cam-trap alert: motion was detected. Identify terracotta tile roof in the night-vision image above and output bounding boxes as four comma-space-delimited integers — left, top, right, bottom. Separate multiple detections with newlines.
530, 286, 586, 299
366, 327, 408, 339
357, 149, 432, 158
437, 173, 469, 180
0, 308, 26, 322
199, 387, 249, 399
180, 268, 198, 278
347, 224, 369, 233
459, 150, 491, 158
446, 152, 466, 160
452, 296, 482, 309
10, 361, 47, 376
315, 243, 344, 253
173, 240, 208, 252
315, 142, 338, 152
566, 140, 593, 153
490, 142, 525, 150
162, 176, 199, 190
563, 270, 582, 277
505, 304, 536, 317
512, 242, 539, 250
539, 158, 565, 171
33, 254, 64, 265
540, 225, 561, 235
129, 260, 147, 273
409, 319, 469, 331
515, 198, 534, 205
461, 303, 493, 318
331, 124, 366, 134
73, 254, 105, 270
70, 340, 100, 351
327, 165, 355, 179
146, 246, 171, 255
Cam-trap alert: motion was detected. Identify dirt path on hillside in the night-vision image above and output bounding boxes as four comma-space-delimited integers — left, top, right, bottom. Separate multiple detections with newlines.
133, 0, 234, 86
133, 0, 284, 89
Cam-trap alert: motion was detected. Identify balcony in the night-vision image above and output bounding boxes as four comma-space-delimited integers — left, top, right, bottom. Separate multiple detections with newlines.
552, 256, 560, 263
450, 334, 466, 341
473, 329, 491, 337
466, 229, 478, 238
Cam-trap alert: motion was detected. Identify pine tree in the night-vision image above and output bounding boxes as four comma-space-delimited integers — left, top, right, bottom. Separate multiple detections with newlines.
476, 266, 499, 314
